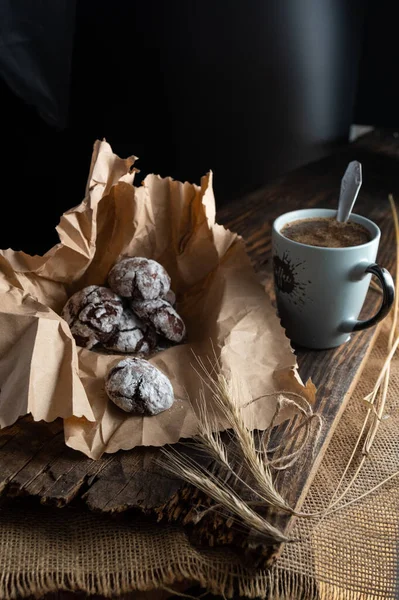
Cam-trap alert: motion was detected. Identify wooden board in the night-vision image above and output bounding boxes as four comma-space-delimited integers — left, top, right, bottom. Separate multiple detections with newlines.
0, 129, 398, 566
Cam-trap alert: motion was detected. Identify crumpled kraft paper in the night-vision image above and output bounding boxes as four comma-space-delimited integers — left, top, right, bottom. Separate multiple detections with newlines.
0, 140, 315, 459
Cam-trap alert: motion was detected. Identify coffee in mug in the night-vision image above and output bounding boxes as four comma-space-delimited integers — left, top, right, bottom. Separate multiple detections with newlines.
281, 216, 371, 248
272, 208, 394, 349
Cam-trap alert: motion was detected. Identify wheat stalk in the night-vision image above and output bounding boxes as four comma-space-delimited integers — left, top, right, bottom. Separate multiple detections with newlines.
162, 355, 325, 539
161, 445, 289, 543
194, 391, 301, 512
319, 194, 399, 515
193, 359, 295, 514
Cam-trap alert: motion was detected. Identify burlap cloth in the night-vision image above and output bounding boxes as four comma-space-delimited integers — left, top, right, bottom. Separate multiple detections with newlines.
0, 319, 398, 600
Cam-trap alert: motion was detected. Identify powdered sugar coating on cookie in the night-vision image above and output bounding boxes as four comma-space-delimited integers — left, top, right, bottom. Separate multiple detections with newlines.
103, 308, 156, 354
108, 258, 171, 300
105, 357, 174, 415
131, 298, 186, 343
62, 285, 123, 349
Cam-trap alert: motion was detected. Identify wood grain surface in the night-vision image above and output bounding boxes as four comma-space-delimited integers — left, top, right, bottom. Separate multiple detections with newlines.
0, 129, 398, 566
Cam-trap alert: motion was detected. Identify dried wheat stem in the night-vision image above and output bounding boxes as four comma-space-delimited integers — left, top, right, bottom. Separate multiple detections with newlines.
195, 419, 303, 510
363, 335, 399, 403
322, 355, 394, 512
322, 194, 399, 514
216, 384, 289, 511
324, 469, 399, 517
161, 446, 289, 543
180, 372, 324, 519
360, 194, 399, 456
193, 360, 293, 513
322, 362, 390, 512
361, 195, 399, 448
363, 369, 390, 455
325, 397, 376, 511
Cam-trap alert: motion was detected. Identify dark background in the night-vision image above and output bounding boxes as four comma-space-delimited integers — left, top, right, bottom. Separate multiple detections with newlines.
0, 0, 397, 255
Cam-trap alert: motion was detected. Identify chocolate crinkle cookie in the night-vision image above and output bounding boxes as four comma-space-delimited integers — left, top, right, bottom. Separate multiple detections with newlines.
62, 285, 124, 349
103, 308, 156, 354
108, 257, 171, 300
105, 357, 174, 415
131, 298, 186, 343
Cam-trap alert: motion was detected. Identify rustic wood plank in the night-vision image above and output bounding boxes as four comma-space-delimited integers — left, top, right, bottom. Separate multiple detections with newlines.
82, 444, 211, 513
0, 416, 102, 504
0, 129, 398, 566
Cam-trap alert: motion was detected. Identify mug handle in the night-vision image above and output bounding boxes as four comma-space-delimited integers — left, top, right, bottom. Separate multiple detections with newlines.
351, 263, 395, 332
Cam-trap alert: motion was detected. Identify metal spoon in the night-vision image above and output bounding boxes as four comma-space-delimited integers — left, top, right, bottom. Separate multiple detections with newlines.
336, 160, 362, 222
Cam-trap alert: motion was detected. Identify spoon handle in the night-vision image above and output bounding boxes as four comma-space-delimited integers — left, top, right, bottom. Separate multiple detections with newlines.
336, 161, 362, 222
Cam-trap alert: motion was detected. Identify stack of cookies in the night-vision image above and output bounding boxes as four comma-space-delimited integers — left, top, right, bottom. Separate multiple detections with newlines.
61, 257, 186, 354
61, 258, 186, 416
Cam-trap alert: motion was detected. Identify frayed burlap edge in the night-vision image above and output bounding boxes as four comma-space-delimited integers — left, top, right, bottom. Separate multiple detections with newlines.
0, 566, 309, 600
1, 565, 387, 600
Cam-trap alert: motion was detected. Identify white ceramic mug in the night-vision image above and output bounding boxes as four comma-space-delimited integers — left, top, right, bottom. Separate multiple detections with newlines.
272, 208, 395, 349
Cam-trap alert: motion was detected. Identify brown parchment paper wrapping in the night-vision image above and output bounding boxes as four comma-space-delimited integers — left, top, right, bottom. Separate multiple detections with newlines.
0, 140, 315, 459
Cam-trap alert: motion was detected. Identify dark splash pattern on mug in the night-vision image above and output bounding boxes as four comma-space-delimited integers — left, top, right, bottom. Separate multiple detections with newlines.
273, 252, 310, 307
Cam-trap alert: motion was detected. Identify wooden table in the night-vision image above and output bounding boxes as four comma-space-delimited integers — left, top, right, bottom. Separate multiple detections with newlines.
0, 129, 397, 566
